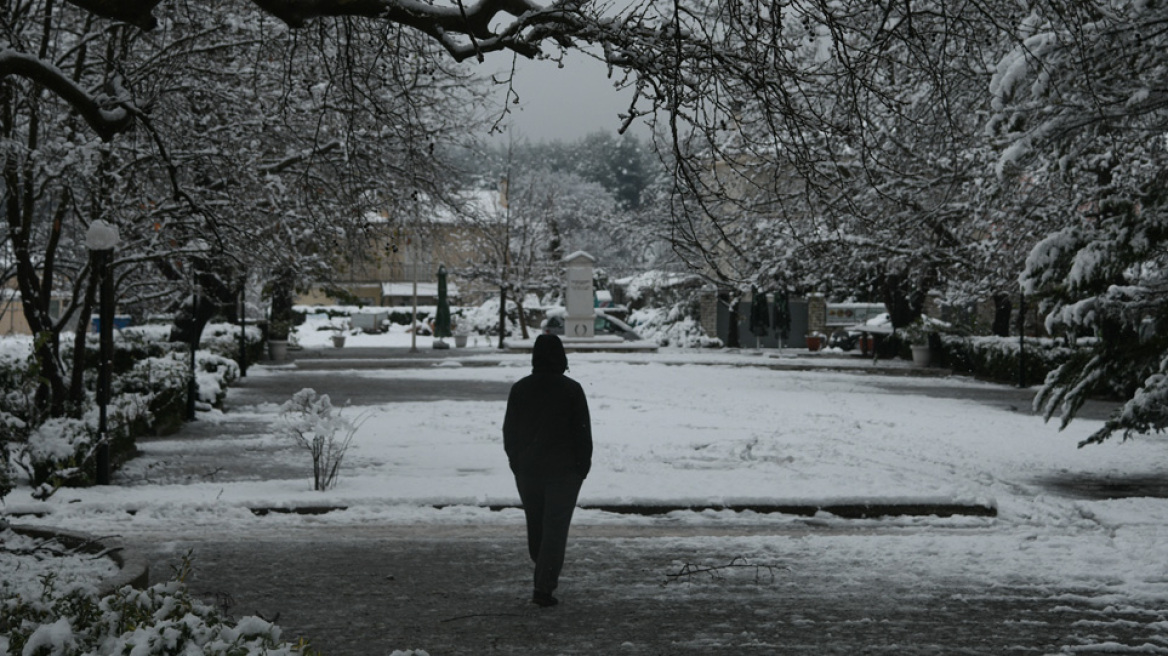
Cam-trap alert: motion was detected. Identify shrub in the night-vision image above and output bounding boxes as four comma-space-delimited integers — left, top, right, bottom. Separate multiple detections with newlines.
201, 322, 265, 365
114, 356, 190, 436
629, 304, 722, 348
0, 412, 27, 501
938, 335, 1077, 385
65, 329, 169, 380
277, 389, 363, 491
389, 308, 432, 326
19, 392, 152, 495
0, 340, 38, 502
1, 560, 321, 656
2, 331, 245, 497
23, 417, 95, 494
195, 351, 241, 408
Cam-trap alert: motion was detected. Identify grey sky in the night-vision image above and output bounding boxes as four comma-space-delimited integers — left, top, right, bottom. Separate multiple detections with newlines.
484, 49, 650, 143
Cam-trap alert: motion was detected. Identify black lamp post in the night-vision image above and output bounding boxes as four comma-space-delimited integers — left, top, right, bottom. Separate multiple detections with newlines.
187, 285, 199, 421
1018, 292, 1027, 388
237, 280, 248, 378
86, 220, 119, 486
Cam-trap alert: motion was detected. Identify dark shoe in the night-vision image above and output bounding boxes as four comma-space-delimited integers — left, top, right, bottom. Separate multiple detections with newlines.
532, 591, 559, 607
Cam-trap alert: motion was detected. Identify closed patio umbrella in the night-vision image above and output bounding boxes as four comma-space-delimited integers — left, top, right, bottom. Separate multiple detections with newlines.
749, 285, 769, 347
435, 265, 451, 344
773, 290, 791, 347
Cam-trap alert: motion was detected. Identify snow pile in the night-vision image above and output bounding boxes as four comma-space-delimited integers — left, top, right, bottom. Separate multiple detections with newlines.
629, 305, 720, 348
615, 270, 701, 307
0, 527, 118, 591
0, 333, 33, 365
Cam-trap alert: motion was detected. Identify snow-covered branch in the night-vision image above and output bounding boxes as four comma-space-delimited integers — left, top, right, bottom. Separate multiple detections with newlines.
64, 0, 162, 30
0, 50, 133, 142
68, 0, 593, 62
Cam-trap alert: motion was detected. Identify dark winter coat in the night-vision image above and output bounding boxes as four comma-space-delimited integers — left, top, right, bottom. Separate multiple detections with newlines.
503, 334, 592, 480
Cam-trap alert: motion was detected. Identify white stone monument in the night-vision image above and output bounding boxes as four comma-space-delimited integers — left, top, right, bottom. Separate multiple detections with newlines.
563, 251, 596, 340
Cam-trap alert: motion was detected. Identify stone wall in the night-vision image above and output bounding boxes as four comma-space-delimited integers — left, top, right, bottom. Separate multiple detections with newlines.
700, 288, 719, 338
807, 294, 827, 335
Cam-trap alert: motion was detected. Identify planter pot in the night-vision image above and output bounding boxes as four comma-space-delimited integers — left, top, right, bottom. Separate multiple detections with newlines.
268, 340, 289, 362
331, 334, 346, 348
806, 335, 824, 352
910, 344, 932, 367
454, 335, 468, 348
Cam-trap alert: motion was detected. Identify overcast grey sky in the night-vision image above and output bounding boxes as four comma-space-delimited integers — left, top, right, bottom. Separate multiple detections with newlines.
484, 49, 651, 143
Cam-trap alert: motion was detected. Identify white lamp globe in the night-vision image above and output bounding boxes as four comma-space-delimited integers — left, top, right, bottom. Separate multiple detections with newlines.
86, 220, 120, 251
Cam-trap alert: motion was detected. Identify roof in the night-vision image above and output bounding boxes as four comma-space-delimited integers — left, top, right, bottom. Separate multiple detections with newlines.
564, 250, 597, 264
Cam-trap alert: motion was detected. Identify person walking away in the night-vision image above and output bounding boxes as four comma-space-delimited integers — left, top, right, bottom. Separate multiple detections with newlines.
503, 334, 592, 608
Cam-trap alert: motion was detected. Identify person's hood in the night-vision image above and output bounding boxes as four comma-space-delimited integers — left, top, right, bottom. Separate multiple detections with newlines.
532, 334, 568, 374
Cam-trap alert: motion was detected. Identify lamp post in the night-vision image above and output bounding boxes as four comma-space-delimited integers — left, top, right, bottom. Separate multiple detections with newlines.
86, 220, 119, 486
410, 257, 419, 354
187, 285, 199, 421
237, 278, 248, 378
1018, 292, 1027, 388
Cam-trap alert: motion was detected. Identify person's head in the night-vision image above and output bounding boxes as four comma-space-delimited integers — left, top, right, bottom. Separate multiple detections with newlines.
532, 333, 568, 374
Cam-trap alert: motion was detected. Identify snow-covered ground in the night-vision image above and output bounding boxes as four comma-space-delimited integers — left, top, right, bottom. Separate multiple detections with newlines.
6, 324, 1168, 630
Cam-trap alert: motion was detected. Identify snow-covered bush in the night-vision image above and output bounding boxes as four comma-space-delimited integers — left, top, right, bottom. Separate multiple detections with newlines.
459, 297, 529, 337
1, 330, 243, 496
0, 336, 37, 419
201, 322, 265, 364
615, 271, 703, 310
67, 329, 169, 379
0, 339, 37, 502
939, 335, 1075, 386
629, 304, 722, 348
23, 417, 95, 494
0, 412, 22, 501
195, 351, 241, 408
277, 389, 363, 491
115, 355, 189, 437
119, 350, 240, 413
1, 562, 321, 656
20, 391, 152, 496
388, 308, 433, 326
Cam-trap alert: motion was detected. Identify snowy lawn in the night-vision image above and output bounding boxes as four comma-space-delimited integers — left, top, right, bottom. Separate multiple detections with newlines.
6, 352, 1167, 532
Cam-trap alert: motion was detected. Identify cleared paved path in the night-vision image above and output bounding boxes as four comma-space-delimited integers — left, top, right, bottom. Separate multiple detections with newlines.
137, 524, 1164, 655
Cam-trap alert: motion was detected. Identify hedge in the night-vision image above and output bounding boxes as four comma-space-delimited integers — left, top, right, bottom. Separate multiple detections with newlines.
936, 334, 1078, 386
1, 323, 255, 499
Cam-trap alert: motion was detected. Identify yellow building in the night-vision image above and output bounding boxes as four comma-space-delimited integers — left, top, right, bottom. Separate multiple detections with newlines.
299, 190, 505, 308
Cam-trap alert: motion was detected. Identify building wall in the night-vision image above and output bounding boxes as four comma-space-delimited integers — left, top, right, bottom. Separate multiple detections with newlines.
301, 219, 497, 308
1, 301, 31, 335
715, 296, 810, 348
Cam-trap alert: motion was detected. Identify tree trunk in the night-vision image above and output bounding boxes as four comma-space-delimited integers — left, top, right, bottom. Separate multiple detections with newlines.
992, 292, 1013, 337
497, 286, 507, 349
514, 296, 530, 340
68, 260, 101, 411
879, 269, 927, 329
724, 292, 741, 349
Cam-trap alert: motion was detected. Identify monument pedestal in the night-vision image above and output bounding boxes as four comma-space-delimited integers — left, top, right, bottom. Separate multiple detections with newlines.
564, 251, 597, 339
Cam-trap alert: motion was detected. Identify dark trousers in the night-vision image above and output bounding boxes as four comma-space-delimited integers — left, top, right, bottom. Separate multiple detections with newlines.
514, 472, 583, 595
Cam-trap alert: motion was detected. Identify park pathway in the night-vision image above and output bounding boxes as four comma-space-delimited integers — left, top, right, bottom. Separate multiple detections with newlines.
136, 522, 1164, 655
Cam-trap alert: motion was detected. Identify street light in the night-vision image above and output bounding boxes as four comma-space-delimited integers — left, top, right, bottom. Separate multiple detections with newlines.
86, 220, 119, 486
237, 274, 248, 378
